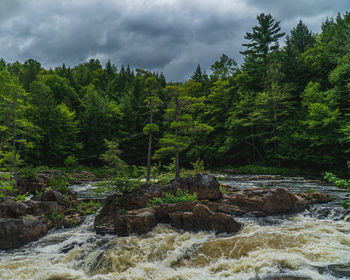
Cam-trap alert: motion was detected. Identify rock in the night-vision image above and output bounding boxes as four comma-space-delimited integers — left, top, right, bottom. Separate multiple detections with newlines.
170, 174, 222, 200
261, 276, 311, 280
262, 188, 298, 214
95, 200, 242, 236
41, 190, 64, 203
219, 187, 300, 216
0, 216, 50, 250
67, 171, 97, 184
0, 198, 29, 218
127, 211, 156, 235
114, 210, 156, 236
193, 204, 213, 231
210, 212, 242, 234
191, 174, 222, 200
118, 183, 162, 210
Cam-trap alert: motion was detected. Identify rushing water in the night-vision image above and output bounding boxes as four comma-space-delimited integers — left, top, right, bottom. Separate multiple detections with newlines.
0, 175, 350, 280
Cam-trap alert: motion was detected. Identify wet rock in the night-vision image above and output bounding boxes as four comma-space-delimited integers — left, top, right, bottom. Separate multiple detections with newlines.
0, 216, 50, 250
170, 173, 222, 200
298, 192, 333, 205
214, 187, 322, 216
0, 198, 29, 218
114, 210, 156, 236
210, 212, 242, 234
193, 204, 213, 230
100, 201, 242, 236
41, 190, 63, 203
261, 276, 311, 280
316, 263, 350, 278
118, 183, 162, 210
262, 188, 298, 214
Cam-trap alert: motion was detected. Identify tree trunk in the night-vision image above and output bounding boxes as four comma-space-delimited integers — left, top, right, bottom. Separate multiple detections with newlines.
12, 98, 17, 188
175, 151, 180, 179
175, 98, 180, 178
146, 103, 153, 181
146, 132, 152, 181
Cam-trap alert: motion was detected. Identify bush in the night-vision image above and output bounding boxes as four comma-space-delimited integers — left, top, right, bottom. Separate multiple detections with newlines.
147, 188, 198, 206
324, 165, 350, 209
77, 200, 101, 215
18, 167, 38, 181
64, 155, 78, 171
94, 176, 142, 196
48, 175, 69, 192
0, 172, 16, 198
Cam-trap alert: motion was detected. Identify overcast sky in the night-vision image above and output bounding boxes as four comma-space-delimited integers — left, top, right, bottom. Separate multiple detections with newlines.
1, 0, 350, 81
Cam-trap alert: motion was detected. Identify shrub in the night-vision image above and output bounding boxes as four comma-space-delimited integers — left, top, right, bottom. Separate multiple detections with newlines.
48, 175, 69, 192
18, 167, 38, 181
0, 172, 16, 198
94, 176, 142, 196
64, 155, 78, 171
324, 165, 350, 209
147, 188, 198, 207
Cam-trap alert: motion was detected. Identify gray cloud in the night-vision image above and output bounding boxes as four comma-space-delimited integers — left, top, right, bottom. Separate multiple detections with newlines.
0, 0, 349, 81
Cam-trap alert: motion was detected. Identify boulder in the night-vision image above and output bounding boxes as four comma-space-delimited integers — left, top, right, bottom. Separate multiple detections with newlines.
0, 216, 50, 250
0, 198, 29, 218
114, 210, 156, 236
210, 212, 242, 234
193, 204, 213, 231
41, 190, 64, 203
219, 187, 300, 216
170, 174, 222, 200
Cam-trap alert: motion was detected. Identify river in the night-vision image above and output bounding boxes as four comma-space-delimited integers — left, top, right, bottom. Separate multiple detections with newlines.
0, 175, 349, 280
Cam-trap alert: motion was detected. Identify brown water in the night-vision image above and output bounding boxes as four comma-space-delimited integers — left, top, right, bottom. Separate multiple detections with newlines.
0, 175, 349, 280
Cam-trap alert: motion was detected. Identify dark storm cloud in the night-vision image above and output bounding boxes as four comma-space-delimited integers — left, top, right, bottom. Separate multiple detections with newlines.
0, 0, 350, 81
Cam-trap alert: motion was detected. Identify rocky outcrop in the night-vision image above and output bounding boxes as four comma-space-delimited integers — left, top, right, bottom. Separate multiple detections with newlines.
96, 201, 242, 236
0, 179, 83, 250
216, 187, 301, 216
95, 174, 333, 236
0, 216, 50, 250
111, 173, 221, 210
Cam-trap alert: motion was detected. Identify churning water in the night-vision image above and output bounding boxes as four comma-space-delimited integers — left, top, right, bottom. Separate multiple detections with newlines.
0, 175, 349, 280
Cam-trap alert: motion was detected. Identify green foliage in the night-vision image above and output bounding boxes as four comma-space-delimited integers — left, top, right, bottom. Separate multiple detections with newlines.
94, 176, 142, 196
48, 175, 69, 192
0, 172, 16, 198
147, 188, 198, 206
190, 158, 205, 173
77, 200, 101, 215
100, 139, 126, 174
14, 192, 29, 202
64, 155, 78, 171
0, 12, 350, 179
18, 167, 38, 181
48, 210, 64, 224
324, 162, 350, 209
219, 184, 230, 195
227, 165, 305, 176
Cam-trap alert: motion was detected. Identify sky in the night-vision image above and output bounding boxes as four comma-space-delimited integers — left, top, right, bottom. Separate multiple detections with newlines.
1, 0, 350, 81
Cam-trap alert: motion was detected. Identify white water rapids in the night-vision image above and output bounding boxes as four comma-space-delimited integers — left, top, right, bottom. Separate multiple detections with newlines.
0, 175, 349, 280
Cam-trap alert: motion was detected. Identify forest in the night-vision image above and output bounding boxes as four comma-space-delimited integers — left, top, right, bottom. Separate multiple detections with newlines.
0, 12, 350, 181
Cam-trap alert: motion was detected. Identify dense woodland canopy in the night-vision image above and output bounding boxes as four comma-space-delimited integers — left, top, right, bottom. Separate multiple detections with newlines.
0, 12, 350, 175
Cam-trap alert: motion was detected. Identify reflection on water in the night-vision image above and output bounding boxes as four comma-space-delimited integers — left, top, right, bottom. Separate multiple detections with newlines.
0, 175, 350, 280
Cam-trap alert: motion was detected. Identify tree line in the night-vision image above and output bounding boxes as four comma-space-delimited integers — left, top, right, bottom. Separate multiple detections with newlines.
0, 12, 350, 179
